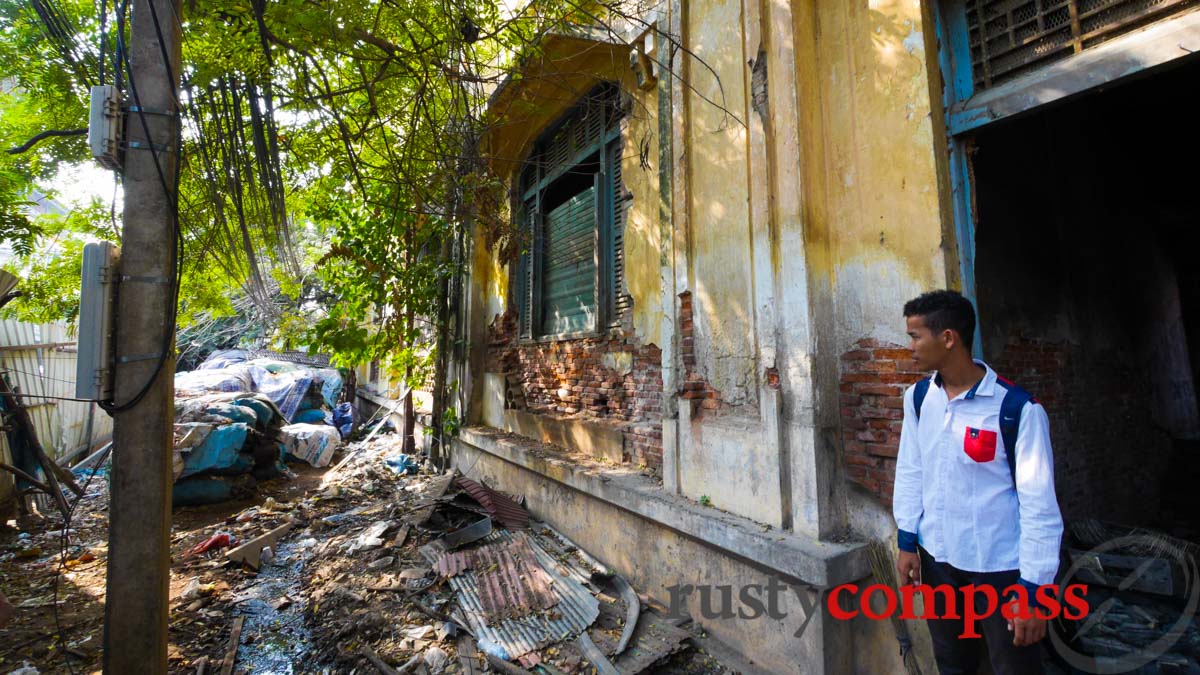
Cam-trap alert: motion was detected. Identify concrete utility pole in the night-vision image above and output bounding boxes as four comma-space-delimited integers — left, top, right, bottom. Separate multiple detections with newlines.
102, 0, 181, 668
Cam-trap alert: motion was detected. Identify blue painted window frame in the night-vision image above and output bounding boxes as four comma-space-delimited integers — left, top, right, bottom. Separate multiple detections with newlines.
932, 0, 983, 355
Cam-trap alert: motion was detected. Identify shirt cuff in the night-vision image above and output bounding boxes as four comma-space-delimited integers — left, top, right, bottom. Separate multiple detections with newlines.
1016, 578, 1046, 612
897, 529, 918, 553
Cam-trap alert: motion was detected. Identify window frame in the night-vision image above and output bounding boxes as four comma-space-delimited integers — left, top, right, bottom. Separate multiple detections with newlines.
515, 84, 626, 343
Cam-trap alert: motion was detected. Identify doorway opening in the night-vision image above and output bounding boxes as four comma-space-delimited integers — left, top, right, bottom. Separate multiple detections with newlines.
971, 56, 1200, 543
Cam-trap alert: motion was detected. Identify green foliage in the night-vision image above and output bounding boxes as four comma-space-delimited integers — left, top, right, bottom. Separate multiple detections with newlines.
2, 199, 116, 326
0, 0, 628, 390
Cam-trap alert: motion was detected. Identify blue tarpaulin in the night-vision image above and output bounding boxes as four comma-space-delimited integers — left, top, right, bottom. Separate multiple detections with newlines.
179, 423, 253, 478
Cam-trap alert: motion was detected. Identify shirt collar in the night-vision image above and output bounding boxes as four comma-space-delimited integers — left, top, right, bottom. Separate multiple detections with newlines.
932, 360, 997, 399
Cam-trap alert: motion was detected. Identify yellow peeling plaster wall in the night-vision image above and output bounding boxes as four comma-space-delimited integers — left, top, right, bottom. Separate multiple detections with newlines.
798, 0, 949, 348
683, 0, 758, 407
792, 3, 947, 673
622, 89, 666, 348
675, 3, 949, 413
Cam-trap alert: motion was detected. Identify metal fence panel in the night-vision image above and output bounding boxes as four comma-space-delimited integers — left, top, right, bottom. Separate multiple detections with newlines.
0, 319, 112, 507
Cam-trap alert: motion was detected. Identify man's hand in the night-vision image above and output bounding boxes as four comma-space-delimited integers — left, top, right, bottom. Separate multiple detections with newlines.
896, 550, 921, 586
1007, 609, 1048, 646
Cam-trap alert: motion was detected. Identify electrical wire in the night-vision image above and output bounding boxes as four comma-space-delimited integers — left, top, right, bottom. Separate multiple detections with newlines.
0, 391, 103, 404
100, 0, 183, 414
41, 0, 181, 669
49, 440, 112, 673
1, 365, 85, 386
98, 0, 107, 85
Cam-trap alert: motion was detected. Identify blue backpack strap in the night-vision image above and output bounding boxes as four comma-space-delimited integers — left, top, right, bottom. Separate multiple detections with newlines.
997, 380, 1034, 486
912, 378, 930, 421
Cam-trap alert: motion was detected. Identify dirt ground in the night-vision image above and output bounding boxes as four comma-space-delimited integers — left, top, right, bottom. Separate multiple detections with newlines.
0, 434, 733, 674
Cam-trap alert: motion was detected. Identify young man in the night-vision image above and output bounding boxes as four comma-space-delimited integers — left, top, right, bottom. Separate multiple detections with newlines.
893, 290, 1063, 675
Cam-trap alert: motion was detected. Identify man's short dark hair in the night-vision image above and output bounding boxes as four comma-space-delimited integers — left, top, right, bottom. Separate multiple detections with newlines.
903, 290, 976, 349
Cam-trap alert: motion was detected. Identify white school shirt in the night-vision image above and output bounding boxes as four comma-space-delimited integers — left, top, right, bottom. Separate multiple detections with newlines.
892, 361, 1063, 588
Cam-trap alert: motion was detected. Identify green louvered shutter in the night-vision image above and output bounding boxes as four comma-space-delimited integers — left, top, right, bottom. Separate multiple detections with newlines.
541, 187, 597, 335
517, 201, 537, 340
606, 140, 630, 327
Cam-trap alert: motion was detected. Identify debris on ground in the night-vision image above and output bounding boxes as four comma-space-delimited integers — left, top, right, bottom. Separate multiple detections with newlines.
0, 428, 730, 674
1050, 520, 1200, 672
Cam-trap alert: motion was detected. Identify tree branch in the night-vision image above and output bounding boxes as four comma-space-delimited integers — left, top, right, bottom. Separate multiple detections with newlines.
7, 128, 87, 155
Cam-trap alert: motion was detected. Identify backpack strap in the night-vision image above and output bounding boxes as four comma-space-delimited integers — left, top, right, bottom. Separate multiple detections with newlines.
998, 381, 1034, 486
912, 378, 930, 421
915, 374, 1034, 488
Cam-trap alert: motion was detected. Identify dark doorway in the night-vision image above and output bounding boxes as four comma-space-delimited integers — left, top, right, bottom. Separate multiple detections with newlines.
971, 55, 1200, 543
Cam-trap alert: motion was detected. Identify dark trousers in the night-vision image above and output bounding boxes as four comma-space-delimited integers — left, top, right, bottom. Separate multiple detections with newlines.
917, 546, 1045, 675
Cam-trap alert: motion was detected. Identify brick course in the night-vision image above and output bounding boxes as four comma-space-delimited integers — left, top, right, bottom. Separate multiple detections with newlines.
486, 310, 664, 470
677, 291, 722, 408
990, 333, 1172, 525
839, 332, 1175, 523
839, 338, 926, 506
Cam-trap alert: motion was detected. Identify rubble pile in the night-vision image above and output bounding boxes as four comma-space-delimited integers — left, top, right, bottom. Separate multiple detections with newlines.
1, 431, 727, 673
1048, 521, 1200, 674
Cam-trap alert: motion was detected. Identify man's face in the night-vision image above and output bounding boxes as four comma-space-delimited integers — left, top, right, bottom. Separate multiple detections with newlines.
906, 314, 947, 371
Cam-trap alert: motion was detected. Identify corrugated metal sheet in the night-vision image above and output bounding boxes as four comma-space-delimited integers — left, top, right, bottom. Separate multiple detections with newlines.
0, 319, 112, 504
469, 537, 557, 620
455, 476, 530, 529
429, 530, 599, 660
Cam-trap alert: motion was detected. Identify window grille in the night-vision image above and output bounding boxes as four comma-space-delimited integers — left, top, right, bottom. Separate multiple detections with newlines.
966, 0, 1198, 89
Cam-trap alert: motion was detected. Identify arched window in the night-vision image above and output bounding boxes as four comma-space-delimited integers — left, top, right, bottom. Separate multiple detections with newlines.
515, 83, 630, 340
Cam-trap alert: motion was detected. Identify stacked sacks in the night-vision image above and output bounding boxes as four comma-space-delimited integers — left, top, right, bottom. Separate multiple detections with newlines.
172, 355, 353, 505
172, 392, 290, 506
188, 352, 345, 425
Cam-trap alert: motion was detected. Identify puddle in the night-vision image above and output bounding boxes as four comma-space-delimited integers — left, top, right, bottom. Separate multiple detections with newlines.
233, 538, 313, 673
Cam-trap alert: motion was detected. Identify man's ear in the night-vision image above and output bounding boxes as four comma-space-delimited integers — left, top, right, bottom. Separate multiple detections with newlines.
940, 329, 956, 350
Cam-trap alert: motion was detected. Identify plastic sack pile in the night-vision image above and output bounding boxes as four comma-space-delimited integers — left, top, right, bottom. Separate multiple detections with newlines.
172, 350, 354, 507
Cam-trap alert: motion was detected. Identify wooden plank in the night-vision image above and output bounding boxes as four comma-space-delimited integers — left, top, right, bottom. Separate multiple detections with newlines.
0, 374, 75, 518
456, 635, 484, 675
359, 644, 400, 674
0, 462, 52, 493
220, 616, 244, 675
1068, 549, 1177, 596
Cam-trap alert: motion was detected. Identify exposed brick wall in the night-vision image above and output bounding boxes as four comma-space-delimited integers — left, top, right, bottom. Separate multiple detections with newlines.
839, 339, 927, 506
486, 310, 664, 470
990, 334, 1172, 525
677, 291, 722, 409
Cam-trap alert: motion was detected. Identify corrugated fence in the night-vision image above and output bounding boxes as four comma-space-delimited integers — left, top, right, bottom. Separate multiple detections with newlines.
0, 319, 113, 507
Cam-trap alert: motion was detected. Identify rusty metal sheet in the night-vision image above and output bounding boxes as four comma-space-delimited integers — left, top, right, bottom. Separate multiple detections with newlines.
435, 535, 558, 620
456, 476, 529, 529
427, 530, 599, 660
477, 535, 558, 620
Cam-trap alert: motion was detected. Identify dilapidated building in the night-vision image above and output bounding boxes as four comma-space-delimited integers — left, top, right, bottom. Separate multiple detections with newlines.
446, 1, 1200, 672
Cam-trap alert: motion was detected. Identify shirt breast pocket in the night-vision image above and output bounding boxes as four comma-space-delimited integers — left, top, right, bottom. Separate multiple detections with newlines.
963, 427, 998, 463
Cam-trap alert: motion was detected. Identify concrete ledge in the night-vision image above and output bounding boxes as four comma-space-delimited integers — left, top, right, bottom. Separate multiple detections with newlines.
502, 410, 626, 464
456, 425, 870, 587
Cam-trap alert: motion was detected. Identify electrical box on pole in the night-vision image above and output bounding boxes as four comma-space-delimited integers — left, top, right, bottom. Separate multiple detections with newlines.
76, 241, 120, 401
88, 85, 123, 171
